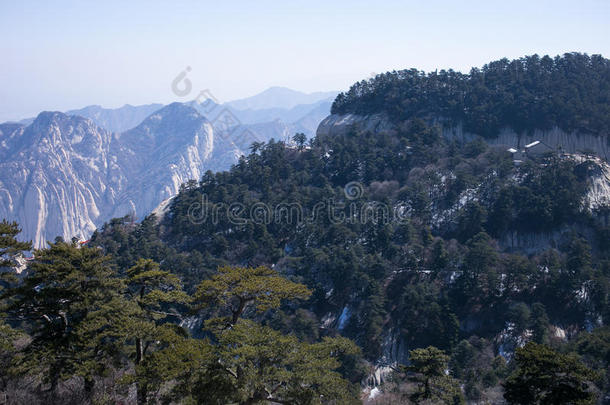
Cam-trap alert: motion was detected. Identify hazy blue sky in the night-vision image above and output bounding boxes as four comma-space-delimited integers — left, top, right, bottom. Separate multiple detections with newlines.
1, 0, 608, 121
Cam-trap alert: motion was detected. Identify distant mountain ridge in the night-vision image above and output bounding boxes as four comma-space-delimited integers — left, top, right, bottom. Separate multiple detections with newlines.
226, 86, 338, 111
67, 103, 164, 133
5, 87, 338, 142
6, 87, 338, 134
188, 98, 334, 144
14, 104, 164, 133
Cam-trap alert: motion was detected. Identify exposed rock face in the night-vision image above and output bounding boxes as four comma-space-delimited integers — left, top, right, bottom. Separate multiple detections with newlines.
0, 99, 337, 247
108, 103, 217, 220
364, 328, 407, 388
0, 113, 112, 248
316, 113, 394, 138
584, 156, 610, 211
317, 113, 610, 160
442, 124, 610, 161
15, 103, 165, 133
0, 103, 242, 247
498, 224, 597, 255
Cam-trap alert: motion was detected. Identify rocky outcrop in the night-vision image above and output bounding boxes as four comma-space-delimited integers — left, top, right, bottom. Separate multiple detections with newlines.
584, 156, 610, 212
0, 103, 244, 247
317, 113, 610, 257
498, 224, 597, 255
442, 124, 610, 161
316, 113, 394, 138
0, 113, 114, 248
317, 113, 610, 160
364, 328, 407, 387
0, 98, 336, 247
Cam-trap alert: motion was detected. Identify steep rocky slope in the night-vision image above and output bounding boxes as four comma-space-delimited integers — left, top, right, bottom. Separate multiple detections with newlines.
0, 103, 243, 247
317, 113, 610, 257
0, 114, 113, 248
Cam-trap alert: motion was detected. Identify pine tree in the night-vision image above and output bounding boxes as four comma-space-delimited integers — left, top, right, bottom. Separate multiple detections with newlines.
0, 220, 31, 269
407, 346, 464, 404
504, 342, 597, 404
0, 220, 31, 289
194, 265, 311, 327
124, 258, 190, 404
530, 303, 550, 344
292, 132, 307, 150
193, 319, 360, 405
0, 220, 30, 394
2, 241, 124, 398
187, 265, 360, 404
0, 320, 25, 394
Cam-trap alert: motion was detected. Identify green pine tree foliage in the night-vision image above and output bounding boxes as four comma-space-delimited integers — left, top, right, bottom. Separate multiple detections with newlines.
124, 258, 191, 404
194, 264, 311, 327
504, 342, 598, 405
0, 219, 31, 269
406, 346, 464, 404
191, 319, 361, 405
2, 241, 124, 397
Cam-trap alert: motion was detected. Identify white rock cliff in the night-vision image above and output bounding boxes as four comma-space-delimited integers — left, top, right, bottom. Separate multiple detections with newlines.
0, 103, 242, 247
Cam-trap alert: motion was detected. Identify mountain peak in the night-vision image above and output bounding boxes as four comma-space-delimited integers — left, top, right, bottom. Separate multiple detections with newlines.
34, 110, 67, 123
138, 102, 203, 126
30, 111, 96, 133
226, 87, 339, 111
124, 103, 210, 148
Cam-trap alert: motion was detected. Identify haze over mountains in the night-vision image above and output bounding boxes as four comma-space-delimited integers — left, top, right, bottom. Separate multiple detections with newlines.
0, 87, 337, 247
226, 87, 338, 110
11, 87, 337, 135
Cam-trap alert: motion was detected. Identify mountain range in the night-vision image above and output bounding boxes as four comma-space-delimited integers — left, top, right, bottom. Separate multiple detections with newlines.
0, 87, 337, 247
225, 86, 337, 110
2, 53, 610, 404
12, 87, 337, 136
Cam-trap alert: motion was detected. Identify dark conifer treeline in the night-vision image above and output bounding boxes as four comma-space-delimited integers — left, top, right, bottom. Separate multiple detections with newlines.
332, 53, 610, 137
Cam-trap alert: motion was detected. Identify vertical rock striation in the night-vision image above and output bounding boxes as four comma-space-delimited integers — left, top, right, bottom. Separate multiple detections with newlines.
0, 103, 242, 247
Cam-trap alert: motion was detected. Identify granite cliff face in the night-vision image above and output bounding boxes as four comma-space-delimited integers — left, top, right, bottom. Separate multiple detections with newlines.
0, 113, 112, 248
317, 113, 610, 159
0, 103, 242, 247
442, 124, 610, 161
316, 113, 394, 139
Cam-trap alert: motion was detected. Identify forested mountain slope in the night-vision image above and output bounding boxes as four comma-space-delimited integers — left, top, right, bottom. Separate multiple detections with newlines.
86, 54, 610, 403
332, 53, 609, 137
